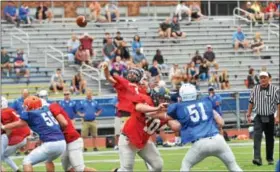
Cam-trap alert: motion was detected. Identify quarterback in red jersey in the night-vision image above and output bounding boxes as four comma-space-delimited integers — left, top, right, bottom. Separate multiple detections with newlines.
48, 102, 96, 172
1, 96, 30, 172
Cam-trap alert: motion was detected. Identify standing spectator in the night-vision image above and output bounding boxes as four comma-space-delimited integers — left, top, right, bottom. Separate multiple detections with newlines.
192, 50, 203, 67
105, 1, 120, 22
190, 1, 204, 21
80, 32, 94, 57
35, 2, 53, 23
19, 3, 31, 25
1, 48, 12, 76
148, 60, 161, 86
75, 45, 90, 65
247, 68, 259, 88
251, 32, 265, 56
251, 1, 265, 24
158, 17, 171, 38
114, 31, 124, 47
199, 59, 209, 81
153, 49, 168, 72
246, 71, 280, 166
203, 45, 218, 69
3, 1, 20, 27
77, 89, 102, 152
11, 89, 29, 114
175, 1, 192, 22
67, 34, 80, 55
59, 89, 77, 123
89, 1, 101, 22
132, 35, 143, 56
208, 86, 222, 116
171, 17, 186, 38
50, 68, 65, 94
71, 72, 87, 94
103, 37, 117, 62
233, 26, 250, 53
219, 69, 230, 90
265, 1, 279, 21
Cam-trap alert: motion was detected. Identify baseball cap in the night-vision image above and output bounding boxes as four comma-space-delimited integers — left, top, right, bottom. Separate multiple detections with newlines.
208, 86, 214, 91
206, 45, 212, 48
259, 71, 269, 77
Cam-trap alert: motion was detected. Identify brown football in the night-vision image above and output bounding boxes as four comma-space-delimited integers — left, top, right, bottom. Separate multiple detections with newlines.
76, 16, 87, 27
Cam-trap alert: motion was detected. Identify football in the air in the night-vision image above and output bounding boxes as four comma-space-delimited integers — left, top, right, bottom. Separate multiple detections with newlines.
76, 16, 87, 27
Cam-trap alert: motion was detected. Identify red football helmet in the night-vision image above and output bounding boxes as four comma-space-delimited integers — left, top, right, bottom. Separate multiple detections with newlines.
23, 96, 42, 111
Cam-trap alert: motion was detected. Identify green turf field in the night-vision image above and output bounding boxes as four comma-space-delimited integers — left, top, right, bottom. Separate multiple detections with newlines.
2, 141, 279, 171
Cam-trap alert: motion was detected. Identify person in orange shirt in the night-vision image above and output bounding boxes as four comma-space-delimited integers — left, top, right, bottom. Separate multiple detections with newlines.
265, 1, 279, 21
89, 1, 101, 22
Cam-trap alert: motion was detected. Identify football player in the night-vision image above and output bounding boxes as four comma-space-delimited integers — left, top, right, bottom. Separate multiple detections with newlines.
2, 96, 66, 172
166, 84, 242, 171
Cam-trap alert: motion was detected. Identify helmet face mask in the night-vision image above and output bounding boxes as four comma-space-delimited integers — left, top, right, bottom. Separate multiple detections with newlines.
1, 96, 8, 109
126, 68, 143, 83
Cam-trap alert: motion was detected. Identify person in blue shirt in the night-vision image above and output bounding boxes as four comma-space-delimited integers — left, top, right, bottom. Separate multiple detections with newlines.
232, 26, 249, 53
208, 86, 222, 116
19, 3, 31, 24
4, 1, 20, 27
77, 89, 102, 152
59, 89, 78, 122
11, 89, 29, 115
2, 96, 66, 172
131, 35, 142, 56
166, 83, 242, 171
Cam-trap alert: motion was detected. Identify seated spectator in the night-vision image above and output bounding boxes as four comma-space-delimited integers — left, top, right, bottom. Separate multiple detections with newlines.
50, 68, 65, 94
13, 49, 30, 78
265, 1, 279, 21
187, 61, 199, 78
246, 68, 259, 88
132, 35, 143, 56
148, 60, 161, 86
118, 41, 130, 61
169, 63, 183, 89
103, 37, 117, 62
251, 1, 265, 24
251, 32, 264, 56
199, 59, 209, 81
153, 49, 168, 72
67, 34, 80, 55
103, 32, 111, 45
203, 45, 219, 69
191, 50, 203, 67
232, 26, 249, 53
133, 48, 146, 66
1, 48, 12, 76
105, 1, 120, 22
219, 69, 230, 90
189, 75, 200, 90
35, 2, 53, 23
114, 31, 124, 47
75, 45, 90, 65
89, 1, 101, 22
175, 1, 191, 22
158, 17, 171, 38
80, 32, 94, 57
246, 2, 258, 25
208, 72, 219, 89
110, 62, 125, 77
4, 1, 20, 27
190, 1, 204, 21
171, 17, 186, 38
19, 3, 31, 24
71, 72, 87, 94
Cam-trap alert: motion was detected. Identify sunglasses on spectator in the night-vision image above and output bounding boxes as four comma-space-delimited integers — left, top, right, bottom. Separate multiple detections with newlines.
64, 93, 70, 96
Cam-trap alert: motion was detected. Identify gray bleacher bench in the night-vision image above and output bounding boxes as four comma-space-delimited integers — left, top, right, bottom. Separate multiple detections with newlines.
140, 6, 175, 18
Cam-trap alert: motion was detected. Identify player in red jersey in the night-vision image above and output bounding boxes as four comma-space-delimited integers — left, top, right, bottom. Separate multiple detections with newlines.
48, 102, 96, 172
1, 96, 31, 172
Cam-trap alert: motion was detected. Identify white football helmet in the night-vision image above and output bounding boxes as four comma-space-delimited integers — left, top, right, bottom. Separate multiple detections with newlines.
38, 90, 48, 100
1, 96, 8, 109
179, 83, 197, 101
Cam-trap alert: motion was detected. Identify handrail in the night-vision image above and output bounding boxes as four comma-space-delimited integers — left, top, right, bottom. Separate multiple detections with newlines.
44, 45, 65, 73
10, 27, 30, 58
233, 7, 253, 33
268, 23, 279, 40
79, 63, 101, 95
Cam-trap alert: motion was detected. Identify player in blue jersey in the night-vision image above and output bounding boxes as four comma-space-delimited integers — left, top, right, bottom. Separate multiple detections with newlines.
166, 83, 242, 172
2, 96, 66, 172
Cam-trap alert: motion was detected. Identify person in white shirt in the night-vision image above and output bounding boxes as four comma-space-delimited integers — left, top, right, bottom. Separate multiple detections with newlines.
67, 34, 80, 55
175, 1, 192, 22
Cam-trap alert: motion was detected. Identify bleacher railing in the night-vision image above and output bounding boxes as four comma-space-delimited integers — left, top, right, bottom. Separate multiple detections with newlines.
10, 27, 30, 58
44, 45, 65, 73
233, 7, 253, 33
79, 63, 101, 95
268, 23, 279, 40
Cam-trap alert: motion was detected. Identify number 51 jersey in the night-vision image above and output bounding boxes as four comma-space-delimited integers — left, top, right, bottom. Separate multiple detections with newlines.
167, 97, 219, 144
20, 106, 65, 142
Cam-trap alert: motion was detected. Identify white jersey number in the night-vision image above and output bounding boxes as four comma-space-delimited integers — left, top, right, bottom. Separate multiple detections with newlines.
187, 103, 208, 123
143, 117, 161, 135
41, 111, 59, 127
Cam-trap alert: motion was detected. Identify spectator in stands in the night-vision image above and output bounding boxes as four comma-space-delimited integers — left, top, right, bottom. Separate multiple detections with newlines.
188, 61, 199, 78
247, 68, 259, 88
50, 68, 65, 94
190, 1, 204, 21
4, 1, 20, 27
265, 1, 279, 21
203, 45, 219, 69
208, 86, 222, 115
133, 48, 146, 66
148, 60, 161, 86
251, 1, 265, 24
89, 1, 101, 22
105, 1, 120, 22
35, 2, 53, 23
1, 48, 12, 76
169, 63, 183, 89
233, 26, 249, 53
251, 32, 265, 56
77, 88, 102, 152
118, 41, 130, 61
103, 36, 117, 62
132, 35, 143, 56
80, 32, 94, 57
171, 16, 186, 38
158, 17, 171, 38
19, 2, 31, 25
175, 1, 192, 22
246, 2, 258, 25
103, 32, 111, 45
59, 89, 77, 123
192, 50, 203, 67
67, 34, 80, 55
75, 45, 90, 65
219, 69, 230, 90
71, 72, 87, 94
153, 49, 168, 72
110, 62, 124, 77
208, 71, 219, 89
199, 59, 209, 81
13, 49, 30, 78
11, 89, 29, 114
114, 31, 124, 47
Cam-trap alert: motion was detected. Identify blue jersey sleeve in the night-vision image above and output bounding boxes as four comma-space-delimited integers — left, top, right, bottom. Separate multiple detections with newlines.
20, 111, 29, 122
167, 104, 178, 119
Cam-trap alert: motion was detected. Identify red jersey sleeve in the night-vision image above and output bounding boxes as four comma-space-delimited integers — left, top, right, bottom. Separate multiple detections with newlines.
49, 103, 62, 117
113, 75, 129, 89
